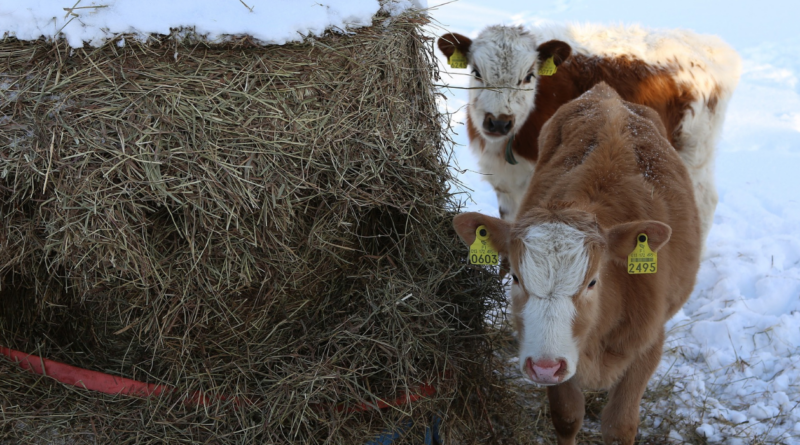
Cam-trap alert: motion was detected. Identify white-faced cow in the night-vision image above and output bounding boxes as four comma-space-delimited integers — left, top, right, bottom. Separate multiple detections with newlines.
453, 83, 702, 444
439, 24, 740, 244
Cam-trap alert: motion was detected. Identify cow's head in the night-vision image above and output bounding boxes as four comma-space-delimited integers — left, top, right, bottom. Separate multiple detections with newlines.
453, 210, 671, 385
437, 26, 571, 142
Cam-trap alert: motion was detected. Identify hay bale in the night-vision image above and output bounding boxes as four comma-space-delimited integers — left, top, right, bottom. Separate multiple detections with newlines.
0, 12, 510, 444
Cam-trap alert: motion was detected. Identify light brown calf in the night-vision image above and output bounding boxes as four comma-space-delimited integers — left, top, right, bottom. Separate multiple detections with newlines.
454, 83, 701, 444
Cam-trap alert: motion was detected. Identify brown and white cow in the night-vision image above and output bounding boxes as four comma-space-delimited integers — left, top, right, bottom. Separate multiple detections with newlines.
453, 83, 702, 444
438, 24, 740, 244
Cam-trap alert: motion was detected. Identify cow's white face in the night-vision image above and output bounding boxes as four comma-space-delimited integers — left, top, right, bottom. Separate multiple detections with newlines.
510, 222, 599, 385
437, 27, 572, 144
466, 26, 540, 141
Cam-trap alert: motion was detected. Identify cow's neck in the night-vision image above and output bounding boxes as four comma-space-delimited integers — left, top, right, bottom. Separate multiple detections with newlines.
465, 120, 534, 220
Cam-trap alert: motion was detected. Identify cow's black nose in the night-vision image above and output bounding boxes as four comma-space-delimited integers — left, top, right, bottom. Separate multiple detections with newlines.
482, 114, 514, 135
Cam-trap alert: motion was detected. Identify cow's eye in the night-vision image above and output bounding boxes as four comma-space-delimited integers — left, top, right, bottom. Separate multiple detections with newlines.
472, 69, 482, 80
524, 72, 535, 83
511, 274, 519, 284
588, 279, 597, 289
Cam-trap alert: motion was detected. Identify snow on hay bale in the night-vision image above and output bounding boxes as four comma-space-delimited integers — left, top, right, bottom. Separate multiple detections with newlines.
0, 13, 510, 443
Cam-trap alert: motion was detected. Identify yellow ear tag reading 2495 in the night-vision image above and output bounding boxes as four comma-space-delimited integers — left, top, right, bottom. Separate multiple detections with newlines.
627, 233, 657, 274
538, 56, 557, 76
469, 225, 499, 266
449, 48, 468, 69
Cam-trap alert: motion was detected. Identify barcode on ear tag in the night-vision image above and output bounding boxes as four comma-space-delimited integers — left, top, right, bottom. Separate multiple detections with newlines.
627, 233, 657, 274
469, 225, 499, 265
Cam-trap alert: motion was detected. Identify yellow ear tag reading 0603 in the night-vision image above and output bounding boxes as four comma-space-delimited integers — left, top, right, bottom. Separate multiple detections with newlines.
469, 225, 499, 266
449, 48, 468, 69
538, 56, 557, 76
627, 233, 657, 274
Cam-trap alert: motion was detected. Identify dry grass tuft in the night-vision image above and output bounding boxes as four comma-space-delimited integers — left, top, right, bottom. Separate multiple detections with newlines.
0, 12, 513, 444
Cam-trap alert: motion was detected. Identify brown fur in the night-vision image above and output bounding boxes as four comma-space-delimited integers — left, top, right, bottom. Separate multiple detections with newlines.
536, 39, 573, 66
453, 83, 702, 444
465, 112, 485, 151
437, 32, 472, 60
512, 53, 697, 160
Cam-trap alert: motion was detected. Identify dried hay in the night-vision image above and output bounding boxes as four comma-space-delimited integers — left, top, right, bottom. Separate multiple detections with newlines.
0, 12, 512, 444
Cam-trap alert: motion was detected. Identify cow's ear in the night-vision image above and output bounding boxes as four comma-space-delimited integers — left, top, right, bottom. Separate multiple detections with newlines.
453, 212, 511, 255
438, 33, 472, 60
606, 220, 672, 260
536, 40, 572, 66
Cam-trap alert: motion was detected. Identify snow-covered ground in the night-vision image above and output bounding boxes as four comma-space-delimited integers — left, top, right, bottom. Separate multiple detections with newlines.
429, 0, 800, 443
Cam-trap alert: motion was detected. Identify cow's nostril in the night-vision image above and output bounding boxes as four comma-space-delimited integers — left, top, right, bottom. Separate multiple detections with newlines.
482, 115, 495, 132
482, 115, 513, 135
488, 119, 511, 135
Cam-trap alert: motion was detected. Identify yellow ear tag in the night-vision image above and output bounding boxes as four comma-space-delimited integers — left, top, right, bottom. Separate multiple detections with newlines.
448, 48, 468, 69
538, 56, 557, 76
469, 225, 499, 266
627, 233, 657, 274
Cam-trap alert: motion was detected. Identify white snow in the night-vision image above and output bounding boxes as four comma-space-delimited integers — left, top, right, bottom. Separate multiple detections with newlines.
0, 0, 427, 48
430, 0, 800, 443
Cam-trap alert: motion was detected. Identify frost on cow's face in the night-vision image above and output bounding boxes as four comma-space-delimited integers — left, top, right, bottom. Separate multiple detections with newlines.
509, 220, 603, 386
438, 26, 571, 142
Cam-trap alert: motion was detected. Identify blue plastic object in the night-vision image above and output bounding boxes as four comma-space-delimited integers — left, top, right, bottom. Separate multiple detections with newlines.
424, 415, 442, 445
365, 414, 441, 445
365, 419, 412, 445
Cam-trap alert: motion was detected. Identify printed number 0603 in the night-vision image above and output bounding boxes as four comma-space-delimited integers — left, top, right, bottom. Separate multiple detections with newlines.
471, 254, 498, 264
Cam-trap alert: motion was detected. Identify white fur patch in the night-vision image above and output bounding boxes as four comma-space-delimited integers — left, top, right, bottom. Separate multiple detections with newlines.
519, 223, 589, 300
515, 223, 587, 383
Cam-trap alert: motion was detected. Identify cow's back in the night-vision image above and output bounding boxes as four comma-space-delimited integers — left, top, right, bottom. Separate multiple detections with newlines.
513, 24, 739, 243
514, 23, 741, 162
525, 82, 700, 331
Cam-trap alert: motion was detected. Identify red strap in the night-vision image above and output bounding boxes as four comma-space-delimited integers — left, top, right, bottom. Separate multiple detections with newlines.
1, 346, 170, 397
1, 346, 435, 411
341, 383, 436, 413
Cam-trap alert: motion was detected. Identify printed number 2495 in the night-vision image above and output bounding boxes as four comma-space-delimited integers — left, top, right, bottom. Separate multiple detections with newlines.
628, 262, 656, 273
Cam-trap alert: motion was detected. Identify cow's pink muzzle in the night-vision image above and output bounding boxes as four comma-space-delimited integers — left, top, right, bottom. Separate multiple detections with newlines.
524, 357, 567, 385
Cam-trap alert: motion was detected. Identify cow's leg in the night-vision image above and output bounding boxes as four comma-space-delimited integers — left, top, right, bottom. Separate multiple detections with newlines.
600, 330, 664, 444
547, 379, 585, 445
677, 135, 717, 249
495, 190, 516, 277
495, 190, 517, 222
693, 165, 718, 247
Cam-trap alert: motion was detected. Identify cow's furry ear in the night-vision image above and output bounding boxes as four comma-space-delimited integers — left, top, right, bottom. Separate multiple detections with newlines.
536, 40, 572, 66
606, 220, 672, 260
453, 212, 511, 255
438, 33, 472, 59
